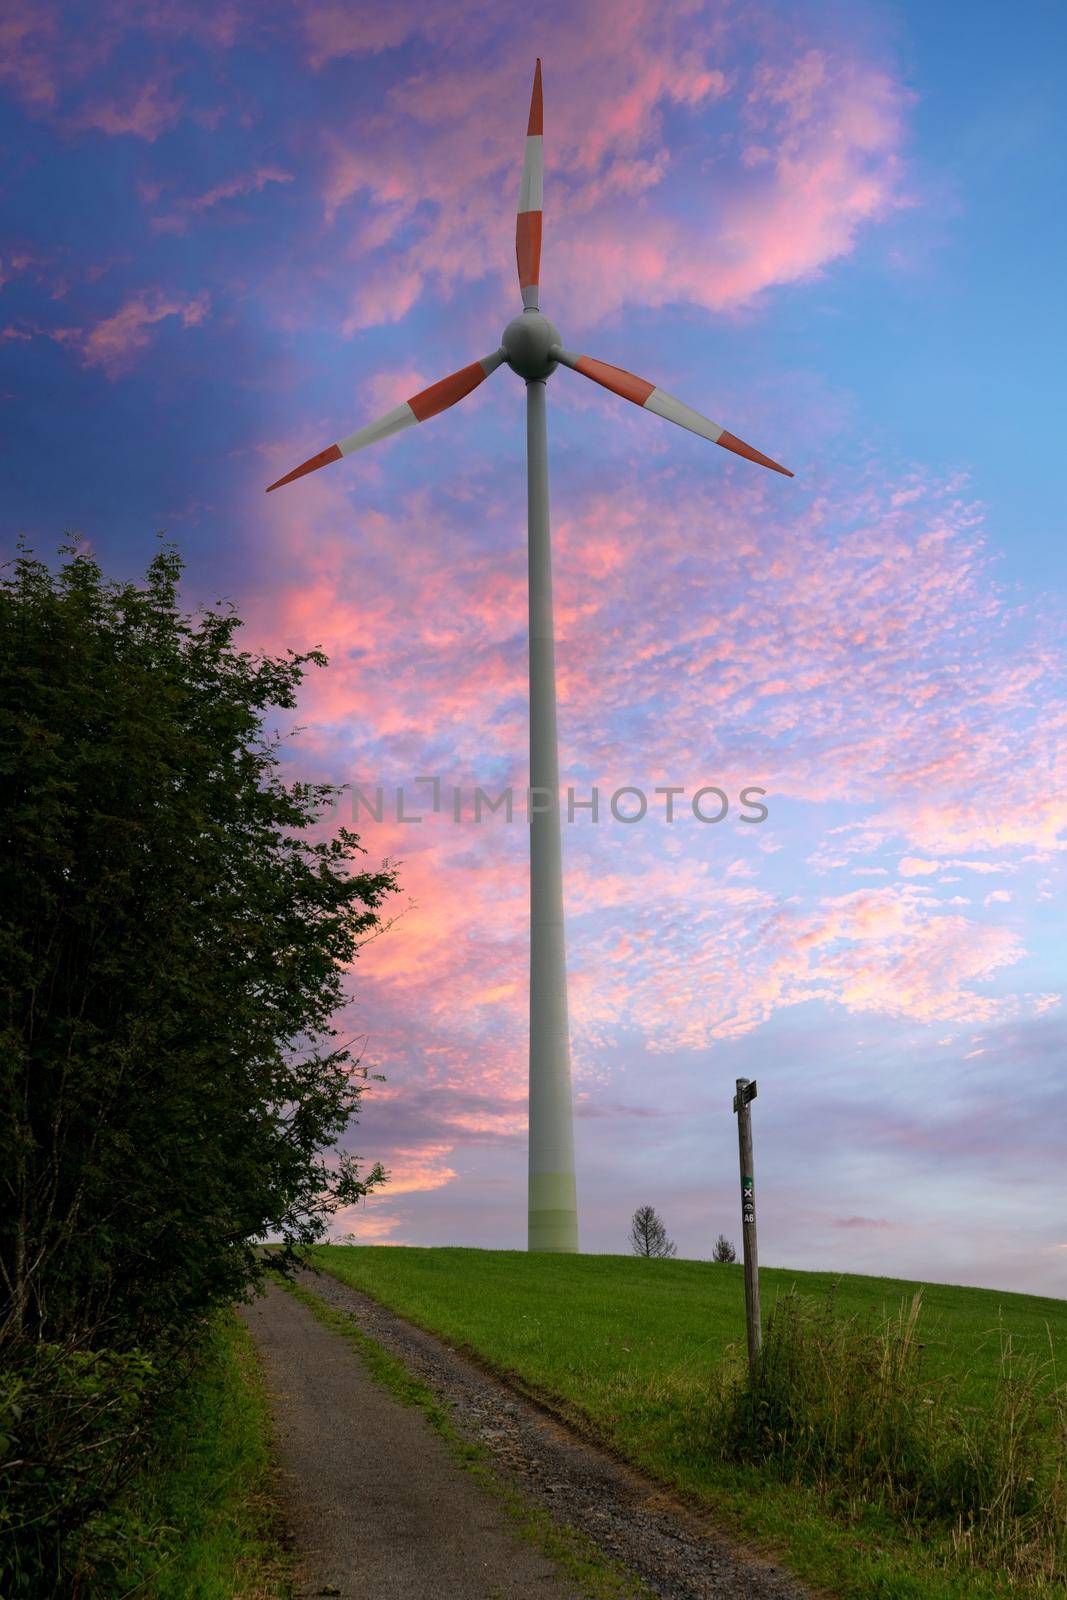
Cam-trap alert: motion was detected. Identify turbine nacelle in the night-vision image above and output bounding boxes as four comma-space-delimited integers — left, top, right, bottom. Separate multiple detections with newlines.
264, 56, 793, 493
501, 312, 561, 382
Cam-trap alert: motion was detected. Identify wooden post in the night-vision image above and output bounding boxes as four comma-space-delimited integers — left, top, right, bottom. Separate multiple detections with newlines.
733, 1077, 761, 1378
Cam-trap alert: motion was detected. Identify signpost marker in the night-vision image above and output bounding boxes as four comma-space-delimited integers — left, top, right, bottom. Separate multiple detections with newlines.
733, 1076, 761, 1377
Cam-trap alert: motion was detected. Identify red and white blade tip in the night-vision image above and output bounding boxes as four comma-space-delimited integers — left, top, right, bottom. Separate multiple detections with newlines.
528, 59, 543, 135
516, 61, 544, 304
266, 444, 341, 493
265, 355, 503, 493
563, 353, 793, 477
717, 431, 793, 477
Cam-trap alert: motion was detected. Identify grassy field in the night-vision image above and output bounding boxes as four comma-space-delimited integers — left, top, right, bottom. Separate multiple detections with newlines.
104, 1312, 288, 1599
309, 1246, 1065, 1600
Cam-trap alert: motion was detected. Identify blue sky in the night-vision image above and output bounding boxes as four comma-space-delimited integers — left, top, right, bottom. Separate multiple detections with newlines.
2, 0, 1064, 1293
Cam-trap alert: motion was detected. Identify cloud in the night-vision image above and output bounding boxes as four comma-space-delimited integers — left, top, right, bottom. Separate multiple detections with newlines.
330, 1206, 408, 1244
949, 859, 1016, 875
50, 290, 211, 378
573, 882, 1025, 1049
76, 78, 184, 141
358, 367, 430, 417
240, 452, 1062, 1132
0, 248, 46, 293
833, 1215, 897, 1230
377, 1142, 458, 1195
299, 0, 439, 67
149, 165, 295, 234
0, 0, 245, 122
0, 0, 63, 111
307, 1, 909, 331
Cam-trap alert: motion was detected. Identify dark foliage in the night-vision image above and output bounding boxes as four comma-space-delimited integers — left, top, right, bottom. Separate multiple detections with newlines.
0, 541, 398, 1593
712, 1234, 737, 1263
0, 1337, 164, 1591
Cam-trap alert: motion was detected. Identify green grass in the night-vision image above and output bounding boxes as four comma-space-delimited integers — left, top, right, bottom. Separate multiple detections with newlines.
103, 1311, 289, 1599
308, 1246, 1066, 1600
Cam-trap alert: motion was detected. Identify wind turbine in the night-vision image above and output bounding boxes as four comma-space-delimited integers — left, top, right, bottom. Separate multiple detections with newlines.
266, 60, 793, 1254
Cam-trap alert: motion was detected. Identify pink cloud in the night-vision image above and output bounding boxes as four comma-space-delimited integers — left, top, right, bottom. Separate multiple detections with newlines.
0, 2, 238, 131
252, 443, 1064, 859
377, 1143, 459, 1196
300, 0, 435, 68
51, 290, 211, 378
110, 0, 247, 51
834, 1216, 897, 1230
77, 77, 184, 141
239, 451, 1062, 1123
570, 881, 1024, 1049
331, 1206, 409, 1244
357, 367, 429, 416
149, 165, 295, 234
0, 1, 62, 111
305, 3, 908, 332
0, 248, 46, 293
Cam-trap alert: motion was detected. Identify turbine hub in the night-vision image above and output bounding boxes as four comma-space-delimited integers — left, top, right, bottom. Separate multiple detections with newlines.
502, 312, 561, 381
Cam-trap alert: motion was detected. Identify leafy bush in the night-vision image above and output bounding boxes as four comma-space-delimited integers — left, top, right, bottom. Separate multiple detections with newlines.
0, 541, 396, 1352
0, 1338, 162, 1594
0, 540, 397, 1592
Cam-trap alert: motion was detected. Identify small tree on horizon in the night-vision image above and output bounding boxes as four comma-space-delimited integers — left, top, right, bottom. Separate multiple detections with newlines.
712, 1233, 737, 1263
630, 1205, 677, 1258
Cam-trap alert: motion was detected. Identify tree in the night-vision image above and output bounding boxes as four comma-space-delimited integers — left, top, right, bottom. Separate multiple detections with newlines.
0, 541, 399, 1350
712, 1234, 737, 1263
630, 1205, 676, 1258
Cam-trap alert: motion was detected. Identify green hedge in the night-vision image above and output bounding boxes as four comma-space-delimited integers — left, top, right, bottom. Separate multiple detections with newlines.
0, 1314, 286, 1598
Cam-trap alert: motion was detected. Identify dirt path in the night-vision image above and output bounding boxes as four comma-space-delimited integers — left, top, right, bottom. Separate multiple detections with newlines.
243, 1268, 819, 1600
242, 1280, 586, 1599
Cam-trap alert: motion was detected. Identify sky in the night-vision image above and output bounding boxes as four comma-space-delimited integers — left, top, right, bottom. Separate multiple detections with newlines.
2, 0, 1064, 1296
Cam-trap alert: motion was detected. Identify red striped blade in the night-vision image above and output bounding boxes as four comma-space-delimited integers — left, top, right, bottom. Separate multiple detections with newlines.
266, 353, 503, 493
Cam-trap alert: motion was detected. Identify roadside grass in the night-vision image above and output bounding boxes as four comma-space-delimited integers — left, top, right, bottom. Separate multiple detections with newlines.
283, 1277, 651, 1600
309, 1246, 1066, 1600
100, 1311, 289, 1599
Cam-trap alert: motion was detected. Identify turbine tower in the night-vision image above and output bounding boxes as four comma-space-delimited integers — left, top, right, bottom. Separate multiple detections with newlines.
265, 60, 793, 1254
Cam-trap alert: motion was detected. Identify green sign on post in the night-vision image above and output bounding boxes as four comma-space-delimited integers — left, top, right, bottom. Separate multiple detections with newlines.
733, 1078, 761, 1376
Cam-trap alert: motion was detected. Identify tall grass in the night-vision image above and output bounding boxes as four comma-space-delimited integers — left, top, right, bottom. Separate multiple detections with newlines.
715, 1287, 1065, 1589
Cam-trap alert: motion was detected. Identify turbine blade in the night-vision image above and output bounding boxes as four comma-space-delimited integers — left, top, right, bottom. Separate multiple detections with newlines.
553, 347, 794, 477
516, 59, 543, 311
265, 351, 505, 492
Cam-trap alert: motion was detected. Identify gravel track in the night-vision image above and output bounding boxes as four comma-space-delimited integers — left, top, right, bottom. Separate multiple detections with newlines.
289, 1264, 821, 1600
242, 1280, 586, 1599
